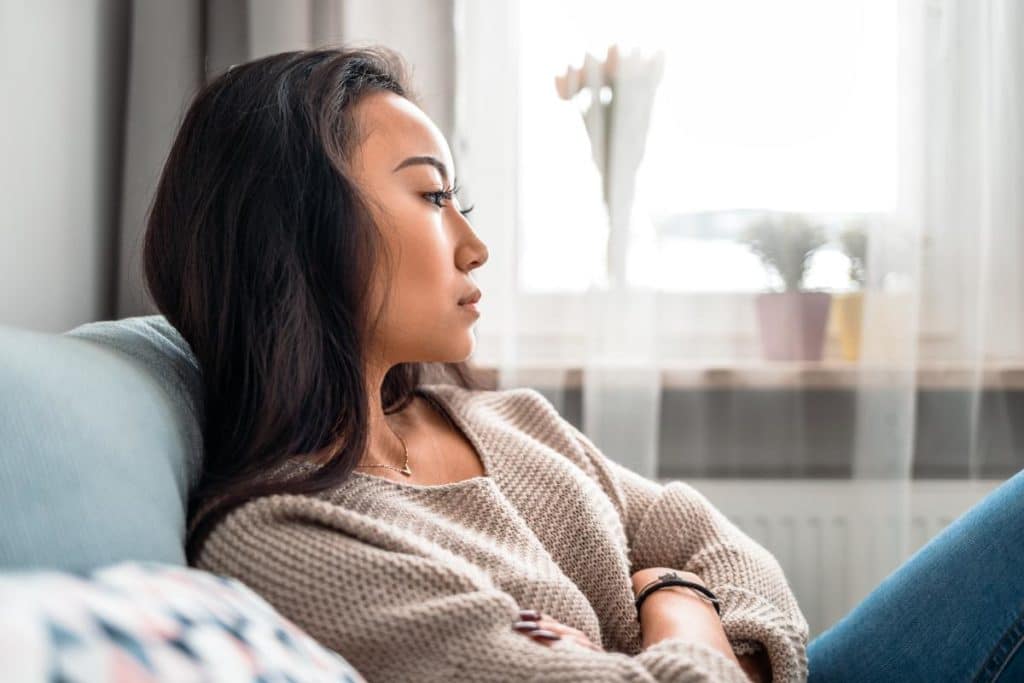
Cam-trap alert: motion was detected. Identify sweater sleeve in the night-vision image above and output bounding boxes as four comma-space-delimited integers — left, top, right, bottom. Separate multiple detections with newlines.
194, 495, 753, 683
559, 419, 810, 683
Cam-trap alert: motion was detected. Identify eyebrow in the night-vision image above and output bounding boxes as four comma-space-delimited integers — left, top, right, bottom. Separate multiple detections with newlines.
392, 155, 454, 185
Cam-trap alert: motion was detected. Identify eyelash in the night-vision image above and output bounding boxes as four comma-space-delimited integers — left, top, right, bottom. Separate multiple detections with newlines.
425, 184, 475, 217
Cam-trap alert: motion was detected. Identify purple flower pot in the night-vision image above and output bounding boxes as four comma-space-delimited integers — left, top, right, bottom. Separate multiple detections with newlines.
754, 291, 832, 361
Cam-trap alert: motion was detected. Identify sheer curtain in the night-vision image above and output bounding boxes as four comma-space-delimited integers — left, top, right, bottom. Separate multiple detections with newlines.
455, 0, 1024, 636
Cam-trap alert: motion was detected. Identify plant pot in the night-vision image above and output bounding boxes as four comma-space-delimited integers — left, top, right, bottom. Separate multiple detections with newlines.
832, 291, 864, 361
754, 291, 832, 362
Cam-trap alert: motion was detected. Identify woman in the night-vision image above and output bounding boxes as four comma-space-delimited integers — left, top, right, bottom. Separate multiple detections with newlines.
142, 46, 1023, 682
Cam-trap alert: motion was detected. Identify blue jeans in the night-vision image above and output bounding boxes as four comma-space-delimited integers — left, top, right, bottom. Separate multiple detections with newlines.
807, 468, 1024, 681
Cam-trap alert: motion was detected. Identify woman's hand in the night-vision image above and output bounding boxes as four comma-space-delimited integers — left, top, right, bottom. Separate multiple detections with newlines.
512, 608, 604, 652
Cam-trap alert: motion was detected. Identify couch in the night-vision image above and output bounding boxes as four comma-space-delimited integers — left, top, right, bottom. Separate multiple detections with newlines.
0, 315, 364, 681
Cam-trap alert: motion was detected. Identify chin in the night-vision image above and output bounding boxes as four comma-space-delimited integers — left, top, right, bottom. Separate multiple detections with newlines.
449, 336, 477, 363
453, 343, 476, 363
419, 338, 475, 365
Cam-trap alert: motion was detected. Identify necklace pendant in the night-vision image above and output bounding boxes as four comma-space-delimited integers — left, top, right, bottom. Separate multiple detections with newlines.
400, 463, 412, 476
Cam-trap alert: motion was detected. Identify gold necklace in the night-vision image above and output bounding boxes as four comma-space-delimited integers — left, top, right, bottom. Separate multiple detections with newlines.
355, 419, 412, 476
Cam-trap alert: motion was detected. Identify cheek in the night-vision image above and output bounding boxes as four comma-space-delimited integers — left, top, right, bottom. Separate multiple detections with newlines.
402, 224, 451, 282
391, 247, 447, 310
381, 210, 453, 311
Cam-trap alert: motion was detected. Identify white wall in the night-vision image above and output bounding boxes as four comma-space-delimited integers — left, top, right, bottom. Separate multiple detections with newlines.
0, 1, 129, 332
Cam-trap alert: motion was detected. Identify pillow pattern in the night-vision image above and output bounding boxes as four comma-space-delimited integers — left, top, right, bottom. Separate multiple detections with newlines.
0, 561, 364, 682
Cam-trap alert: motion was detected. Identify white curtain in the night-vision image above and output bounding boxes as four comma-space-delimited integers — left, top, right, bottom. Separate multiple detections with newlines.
455, 0, 1024, 636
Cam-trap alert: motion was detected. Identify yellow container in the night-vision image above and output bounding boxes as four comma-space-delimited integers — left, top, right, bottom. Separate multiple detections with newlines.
832, 291, 864, 361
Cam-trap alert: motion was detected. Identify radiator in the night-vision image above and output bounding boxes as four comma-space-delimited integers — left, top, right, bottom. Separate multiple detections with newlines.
674, 479, 1003, 638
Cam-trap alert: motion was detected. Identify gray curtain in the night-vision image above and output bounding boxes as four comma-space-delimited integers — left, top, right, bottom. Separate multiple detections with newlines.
114, 0, 203, 319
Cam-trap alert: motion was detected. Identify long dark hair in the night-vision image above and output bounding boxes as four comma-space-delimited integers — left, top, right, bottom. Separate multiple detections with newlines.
142, 46, 483, 565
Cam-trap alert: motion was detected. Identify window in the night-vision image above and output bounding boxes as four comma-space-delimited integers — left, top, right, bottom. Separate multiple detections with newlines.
517, 0, 899, 294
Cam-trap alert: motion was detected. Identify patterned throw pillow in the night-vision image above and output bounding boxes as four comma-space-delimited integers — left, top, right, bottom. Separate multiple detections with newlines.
0, 561, 364, 682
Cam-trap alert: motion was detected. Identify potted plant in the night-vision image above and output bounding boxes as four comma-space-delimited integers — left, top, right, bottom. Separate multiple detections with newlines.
741, 212, 831, 361
834, 223, 868, 361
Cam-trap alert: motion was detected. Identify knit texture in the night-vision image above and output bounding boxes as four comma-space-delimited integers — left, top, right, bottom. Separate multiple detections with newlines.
194, 384, 809, 682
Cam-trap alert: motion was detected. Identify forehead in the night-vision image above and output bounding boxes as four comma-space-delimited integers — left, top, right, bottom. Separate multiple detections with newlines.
350, 91, 453, 177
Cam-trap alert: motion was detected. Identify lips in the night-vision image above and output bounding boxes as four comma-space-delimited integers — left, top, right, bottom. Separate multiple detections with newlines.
459, 289, 482, 306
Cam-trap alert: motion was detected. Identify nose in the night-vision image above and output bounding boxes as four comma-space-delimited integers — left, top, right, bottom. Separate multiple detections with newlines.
455, 216, 488, 271
458, 238, 488, 272
465, 238, 488, 270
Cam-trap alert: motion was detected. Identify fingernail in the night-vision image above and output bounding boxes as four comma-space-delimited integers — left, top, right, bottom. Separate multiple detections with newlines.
529, 629, 561, 640
512, 621, 540, 631
518, 609, 541, 620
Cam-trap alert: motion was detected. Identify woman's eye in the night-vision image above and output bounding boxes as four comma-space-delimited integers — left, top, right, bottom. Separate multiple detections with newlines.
425, 189, 454, 208
424, 186, 474, 217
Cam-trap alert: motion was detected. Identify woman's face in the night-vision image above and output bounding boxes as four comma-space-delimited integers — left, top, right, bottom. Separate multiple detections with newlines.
347, 91, 489, 368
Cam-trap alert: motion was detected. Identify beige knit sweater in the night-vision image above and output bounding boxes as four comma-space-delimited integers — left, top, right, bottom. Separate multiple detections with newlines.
193, 384, 809, 682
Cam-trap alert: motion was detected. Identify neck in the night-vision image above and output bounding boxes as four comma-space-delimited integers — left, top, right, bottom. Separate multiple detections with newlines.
299, 361, 419, 467
364, 364, 417, 467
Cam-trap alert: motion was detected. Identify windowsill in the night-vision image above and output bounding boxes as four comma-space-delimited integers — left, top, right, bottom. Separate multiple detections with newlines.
464, 361, 1024, 390
453, 361, 1024, 481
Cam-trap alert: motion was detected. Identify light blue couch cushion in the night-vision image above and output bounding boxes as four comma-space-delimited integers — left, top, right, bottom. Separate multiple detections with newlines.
0, 315, 204, 570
